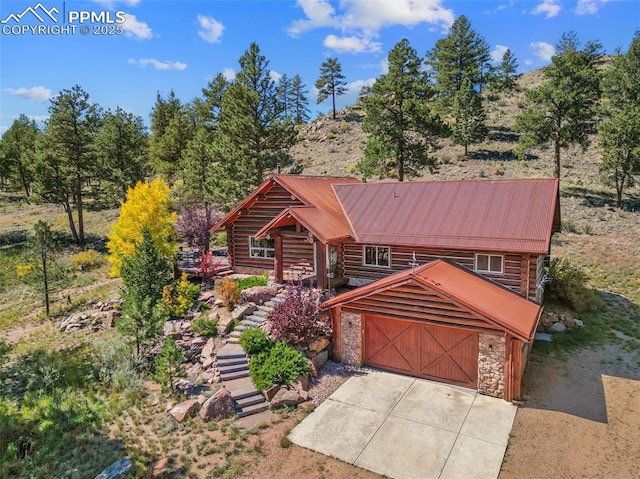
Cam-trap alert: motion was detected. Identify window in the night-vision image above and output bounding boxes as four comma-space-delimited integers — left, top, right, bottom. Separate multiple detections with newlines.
364, 245, 390, 267
475, 254, 503, 274
250, 237, 275, 258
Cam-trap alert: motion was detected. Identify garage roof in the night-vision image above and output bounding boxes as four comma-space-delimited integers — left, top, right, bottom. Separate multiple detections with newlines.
321, 260, 542, 342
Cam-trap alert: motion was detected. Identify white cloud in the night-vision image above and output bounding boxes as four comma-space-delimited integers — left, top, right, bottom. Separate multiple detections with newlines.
121, 13, 152, 39
532, 0, 561, 18
197, 15, 224, 43
270, 70, 283, 82
128, 58, 187, 71
346, 78, 375, 95
524, 59, 534, 66
288, 0, 454, 54
323, 34, 381, 53
491, 45, 509, 63
222, 68, 236, 81
92, 0, 140, 7
0, 126, 8, 134
575, 0, 610, 15
380, 58, 389, 74
3, 86, 52, 102
530, 42, 555, 62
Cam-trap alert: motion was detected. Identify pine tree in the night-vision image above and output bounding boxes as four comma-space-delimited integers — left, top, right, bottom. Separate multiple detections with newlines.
95, 107, 148, 201
291, 74, 311, 124
196, 73, 229, 132
491, 49, 518, 92
598, 32, 640, 208
360, 39, 449, 181
515, 32, 603, 178
426, 15, 491, 103
276, 74, 294, 120
452, 78, 489, 156
32, 220, 58, 318
216, 43, 297, 207
0, 114, 40, 199
148, 90, 192, 180
37, 85, 101, 245
315, 57, 347, 119
153, 337, 185, 393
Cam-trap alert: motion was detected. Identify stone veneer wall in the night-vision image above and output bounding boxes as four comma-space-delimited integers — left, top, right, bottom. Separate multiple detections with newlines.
340, 311, 362, 367
478, 332, 506, 399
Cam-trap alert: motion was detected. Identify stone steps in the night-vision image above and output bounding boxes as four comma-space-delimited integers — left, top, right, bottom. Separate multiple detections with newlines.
218, 362, 249, 374
236, 401, 269, 418
217, 357, 247, 367
219, 367, 250, 381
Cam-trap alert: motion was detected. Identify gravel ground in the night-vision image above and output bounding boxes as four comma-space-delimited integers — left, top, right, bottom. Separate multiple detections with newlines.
308, 360, 372, 405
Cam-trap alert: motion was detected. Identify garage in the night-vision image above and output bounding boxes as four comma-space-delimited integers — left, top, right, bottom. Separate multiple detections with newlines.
364, 315, 479, 388
322, 260, 543, 401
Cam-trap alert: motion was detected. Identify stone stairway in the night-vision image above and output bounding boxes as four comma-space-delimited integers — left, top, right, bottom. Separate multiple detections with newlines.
227, 291, 286, 344
216, 288, 288, 417
216, 343, 269, 417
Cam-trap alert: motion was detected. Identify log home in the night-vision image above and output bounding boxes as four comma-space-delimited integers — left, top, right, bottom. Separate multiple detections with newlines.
211, 174, 561, 401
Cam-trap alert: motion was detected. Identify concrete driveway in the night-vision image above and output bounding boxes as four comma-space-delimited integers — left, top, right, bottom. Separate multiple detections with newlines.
289, 371, 517, 479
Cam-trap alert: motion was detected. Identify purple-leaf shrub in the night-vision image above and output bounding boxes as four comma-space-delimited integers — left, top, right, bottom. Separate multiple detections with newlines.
268, 281, 331, 347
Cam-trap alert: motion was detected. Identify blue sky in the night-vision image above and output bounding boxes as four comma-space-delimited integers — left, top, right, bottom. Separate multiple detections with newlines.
0, 0, 638, 133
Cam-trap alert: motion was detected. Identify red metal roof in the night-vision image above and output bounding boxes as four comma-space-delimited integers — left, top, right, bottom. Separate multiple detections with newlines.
332, 178, 560, 255
210, 174, 359, 233
321, 259, 542, 341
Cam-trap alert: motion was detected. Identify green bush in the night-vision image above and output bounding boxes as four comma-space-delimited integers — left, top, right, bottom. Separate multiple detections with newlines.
0, 338, 10, 360
191, 317, 218, 337
248, 341, 309, 391
69, 249, 105, 271
546, 257, 603, 312
239, 328, 273, 356
236, 273, 268, 292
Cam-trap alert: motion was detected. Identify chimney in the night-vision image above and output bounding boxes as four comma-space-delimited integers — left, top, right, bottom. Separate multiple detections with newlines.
276, 163, 281, 174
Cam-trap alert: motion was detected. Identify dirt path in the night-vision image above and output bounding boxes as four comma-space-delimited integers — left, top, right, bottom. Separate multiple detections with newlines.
500, 344, 640, 479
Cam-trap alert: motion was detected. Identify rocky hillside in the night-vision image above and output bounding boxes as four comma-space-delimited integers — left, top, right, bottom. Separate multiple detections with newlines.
286, 68, 600, 184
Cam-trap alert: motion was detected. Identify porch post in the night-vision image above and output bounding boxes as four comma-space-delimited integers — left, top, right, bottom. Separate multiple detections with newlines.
315, 241, 328, 289
274, 235, 284, 284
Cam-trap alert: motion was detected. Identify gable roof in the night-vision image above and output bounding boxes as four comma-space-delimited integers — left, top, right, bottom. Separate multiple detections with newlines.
332, 178, 560, 254
321, 259, 542, 342
210, 174, 360, 233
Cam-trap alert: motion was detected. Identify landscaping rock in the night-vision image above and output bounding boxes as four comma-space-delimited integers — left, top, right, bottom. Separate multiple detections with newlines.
312, 350, 329, 370
94, 457, 134, 479
143, 381, 162, 393
270, 388, 303, 408
264, 384, 281, 402
199, 388, 236, 421
292, 375, 310, 392
575, 318, 584, 327
550, 322, 567, 333
309, 336, 330, 353
191, 337, 207, 349
232, 302, 258, 320
151, 457, 170, 477
240, 286, 278, 304
201, 338, 216, 360
169, 400, 199, 422
202, 357, 215, 370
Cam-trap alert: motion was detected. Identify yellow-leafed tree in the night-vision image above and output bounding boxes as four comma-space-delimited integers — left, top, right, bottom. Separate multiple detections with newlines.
107, 178, 177, 276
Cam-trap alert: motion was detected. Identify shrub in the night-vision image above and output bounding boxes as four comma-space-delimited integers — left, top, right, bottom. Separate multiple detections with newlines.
248, 341, 309, 391
239, 328, 273, 356
236, 273, 268, 292
269, 281, 331, 347
69, 249, 105, 271
191, 317, 218, 338
153, 338, 185, 394
546, 257, 603, 312
0, 338, 10, 360
215, 278, 240, 311
162, 273, 200, 319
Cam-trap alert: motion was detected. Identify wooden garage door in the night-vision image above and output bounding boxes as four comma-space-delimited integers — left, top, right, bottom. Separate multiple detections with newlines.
364, 315, 479, 388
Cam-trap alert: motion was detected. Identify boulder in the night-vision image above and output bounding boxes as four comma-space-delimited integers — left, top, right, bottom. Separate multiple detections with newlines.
574, 318, 584, 327
309, 336, 330, 353
312, 350, 329, 371
550, 322, 567, 333
152, 457, 169, 477
191, 337, 207, 349
240, 286, 278, 305
199, 388, 236, 421
200, 338, 216, 360
232, 303, 258, 321
264, 384, 281, 402
292, 375, 310, 393
202, 357, 215, 370
270, 388, 303, 409
94, 457, 134, 479
169, 399, 199, 422
143, 380, 162, 393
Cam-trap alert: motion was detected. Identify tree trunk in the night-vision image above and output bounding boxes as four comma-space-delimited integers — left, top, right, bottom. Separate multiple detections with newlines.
554, 136, 561, 178
18, 164, 31, 202
63, 199, 79, 243
331, 90, 337, 120
76, 177, 85, 245
464, 143, 469, 157
42, 247, 50, 317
